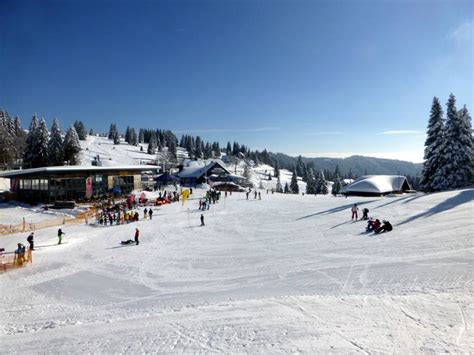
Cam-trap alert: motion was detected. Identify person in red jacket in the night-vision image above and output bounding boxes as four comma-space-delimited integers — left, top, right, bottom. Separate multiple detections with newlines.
134, 228, 140, 245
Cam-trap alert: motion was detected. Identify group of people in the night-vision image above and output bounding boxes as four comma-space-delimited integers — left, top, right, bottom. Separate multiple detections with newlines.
199, 189, 222, 210
246, 189, 262, 200
351, 204, 394, 234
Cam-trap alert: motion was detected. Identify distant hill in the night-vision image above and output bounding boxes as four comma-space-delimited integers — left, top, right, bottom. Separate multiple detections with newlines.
270, 152, 423, 177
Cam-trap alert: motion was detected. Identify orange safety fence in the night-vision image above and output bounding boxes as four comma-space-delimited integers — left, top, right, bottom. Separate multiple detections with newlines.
0, 249, 33, 273
0, 207, 97, 236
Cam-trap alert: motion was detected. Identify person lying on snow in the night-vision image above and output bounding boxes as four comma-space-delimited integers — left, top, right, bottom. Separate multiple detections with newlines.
374, 220, 393, 234
121, 240, 136, 245
366, 218, 381, 232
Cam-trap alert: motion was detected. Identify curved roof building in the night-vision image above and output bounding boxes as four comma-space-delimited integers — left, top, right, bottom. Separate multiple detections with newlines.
340, 175, 411, 196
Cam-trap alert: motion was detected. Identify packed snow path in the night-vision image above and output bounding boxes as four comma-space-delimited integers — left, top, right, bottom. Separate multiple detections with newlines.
1, 188, 473, 353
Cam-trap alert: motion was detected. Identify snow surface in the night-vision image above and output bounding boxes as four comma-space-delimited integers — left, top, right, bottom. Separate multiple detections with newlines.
1, 187, 473, 353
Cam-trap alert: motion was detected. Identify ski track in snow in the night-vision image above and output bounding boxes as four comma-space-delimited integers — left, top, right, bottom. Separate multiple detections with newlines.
0, 187, 473, 353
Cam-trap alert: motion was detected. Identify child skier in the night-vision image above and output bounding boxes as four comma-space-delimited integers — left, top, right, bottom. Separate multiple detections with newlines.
27, 232, 34, 251
200, 214, 205, 226
351, 204, 359, 220
57, 228, 65, 245
134, 228, 140, 245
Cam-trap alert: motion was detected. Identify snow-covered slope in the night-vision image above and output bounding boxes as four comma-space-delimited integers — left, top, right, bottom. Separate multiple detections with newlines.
80, 135, 154, 166
0, 188, 472, 352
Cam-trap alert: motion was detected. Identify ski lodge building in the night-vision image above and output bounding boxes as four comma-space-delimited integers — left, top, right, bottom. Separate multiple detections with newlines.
340, 175, 412, 196
0, 165, 159, 203
177, 160, 231, 186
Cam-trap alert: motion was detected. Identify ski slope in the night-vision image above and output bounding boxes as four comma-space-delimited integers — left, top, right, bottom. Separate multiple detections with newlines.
0, 188, 473, 353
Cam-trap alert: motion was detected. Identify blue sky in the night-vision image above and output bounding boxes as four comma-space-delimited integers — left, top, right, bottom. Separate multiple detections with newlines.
1, 0, 472, 162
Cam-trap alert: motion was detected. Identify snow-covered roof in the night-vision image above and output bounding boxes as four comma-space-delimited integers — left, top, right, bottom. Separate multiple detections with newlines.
0, 165, 160, 178
340, 175, 410, 195
178, 160, 230, 179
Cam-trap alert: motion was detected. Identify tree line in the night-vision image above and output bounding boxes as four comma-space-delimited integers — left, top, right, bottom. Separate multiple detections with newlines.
0, 111, 86, 169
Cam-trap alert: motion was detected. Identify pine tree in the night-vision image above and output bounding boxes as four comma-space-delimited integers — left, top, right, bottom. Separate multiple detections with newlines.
35, 119, 49, 167
138, 129, 145, 143
290, 170, 299, 194
124, 126, 131, 143
147, 132, 157, 154
436, 97, 473, 190
23, 114, 40, 168
63, 126, 81, 165
315, 170, 328, 194
108, 123, 117, 139
194, 136, 203, 158
273, 160, 280, 178
48, 118, 64, 166
0, 110, 15, 167
89, 128, 95, 136
284, 182, 290, 194
73, 120, 87, 140
331, 178, 342, 196
306, 168, 316, 194
421, 97, 445, 191
226, 142, 232, 155
113, 131, 120, 145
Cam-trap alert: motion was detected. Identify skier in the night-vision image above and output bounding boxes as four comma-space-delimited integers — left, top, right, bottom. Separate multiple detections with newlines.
351, 204, 359, 220
258, 192, 261, 200
148, 208, 153, 220
143, 208, 148, 219
199, 199, 202, 210
57, 228, 65, 245
362, 208, 369, 220
246, 191, 249, 200
200, 214, 205, 226
27, 232, 34, 251
134, 228, 140, 245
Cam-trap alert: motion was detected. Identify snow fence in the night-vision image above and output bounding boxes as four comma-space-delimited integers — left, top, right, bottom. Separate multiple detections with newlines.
0, 208, 96, 235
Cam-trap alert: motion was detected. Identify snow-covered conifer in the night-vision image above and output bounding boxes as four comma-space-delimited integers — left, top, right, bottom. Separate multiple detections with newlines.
331, 178, 342, 196
306, 168, 315, 194
23, 114, 40, 168
436, 98, 473, 190
284, 182, 290, 194
147, 132, 157, 154
290, 170, 299, 194
113, 131, 120, 145
35, 119, 49, 167
48, 118, 64, 166
315, 170, 328, 194
63, 126, 81, 165
421, 97, 445, 191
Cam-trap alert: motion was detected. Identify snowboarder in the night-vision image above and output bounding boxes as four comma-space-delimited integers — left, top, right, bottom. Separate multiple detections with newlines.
57, 228, 65, 245
134, 228, 140, 245
362, 208, 369, 220
148, 208, 153, 220
200, 214, 205, 226
351, 204, 359, 220
27, 232, 34, 250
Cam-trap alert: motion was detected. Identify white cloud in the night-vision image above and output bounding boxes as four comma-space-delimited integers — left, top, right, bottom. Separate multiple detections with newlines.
174, 127, 280, 133
450, 22, 473, 43
378, 130, 424, 135
288, 151, 424, 163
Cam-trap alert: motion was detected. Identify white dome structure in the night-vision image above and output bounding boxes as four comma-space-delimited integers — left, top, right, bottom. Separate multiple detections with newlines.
340, 175, 411, 196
